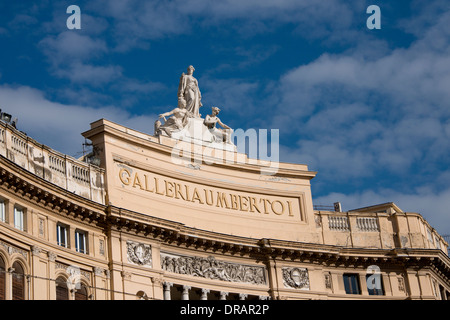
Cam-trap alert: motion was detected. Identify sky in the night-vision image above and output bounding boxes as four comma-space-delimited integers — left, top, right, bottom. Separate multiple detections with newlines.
0, 1, 449, 236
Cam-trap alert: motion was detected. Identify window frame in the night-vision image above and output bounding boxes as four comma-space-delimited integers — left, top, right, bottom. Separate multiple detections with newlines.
13, 206, 25, 231
12, 261, 25, 300
56, 276, 69, 301
343, 273, 361, 295
366, 274, 385, 296
56, 223, 69, 248
0, 256, 5, 300
0, 199, 5, 223
75, 229, 88, 254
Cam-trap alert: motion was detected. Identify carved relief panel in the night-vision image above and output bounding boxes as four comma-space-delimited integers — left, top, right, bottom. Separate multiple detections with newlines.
161, 253, 266, 285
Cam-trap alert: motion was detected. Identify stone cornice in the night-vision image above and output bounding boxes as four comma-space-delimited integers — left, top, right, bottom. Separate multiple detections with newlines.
82, 120, 317, 179
0, 155, 106, 225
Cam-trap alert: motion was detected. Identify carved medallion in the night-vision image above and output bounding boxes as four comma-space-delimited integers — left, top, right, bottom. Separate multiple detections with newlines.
282, 267, 310, 290
127, 241, 152, 267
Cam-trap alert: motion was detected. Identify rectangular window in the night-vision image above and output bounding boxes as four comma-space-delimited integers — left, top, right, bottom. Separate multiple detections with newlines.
14, 207, 24, 231
75, 230, 87, 254
0, 200, 5, 222
343, 274, 361, 294
57, 224, 68, 248
366, 274, 384, 295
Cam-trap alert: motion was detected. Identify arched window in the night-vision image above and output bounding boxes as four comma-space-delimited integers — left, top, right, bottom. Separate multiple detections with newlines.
12, 262, 25, 300
75, 284, 88, 300
0, 256, 5, 300
56, 276, 69, 300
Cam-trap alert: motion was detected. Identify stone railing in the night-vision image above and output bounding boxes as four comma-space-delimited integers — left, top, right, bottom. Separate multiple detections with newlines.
356, 217, 379, 232
328, 216, 350, 231
316, 209, 448, 252
0, 121, 105, 204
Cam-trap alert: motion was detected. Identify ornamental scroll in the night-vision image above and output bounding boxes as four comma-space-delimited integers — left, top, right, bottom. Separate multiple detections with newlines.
282, 267, 310, 290
161, 253, 266, 285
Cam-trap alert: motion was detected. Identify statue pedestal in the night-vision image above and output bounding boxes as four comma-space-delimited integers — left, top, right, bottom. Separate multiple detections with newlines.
162, 118, 237, 152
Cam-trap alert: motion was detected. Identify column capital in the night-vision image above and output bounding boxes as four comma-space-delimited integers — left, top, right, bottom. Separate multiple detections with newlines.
47, 251, 57, 262
219, 291, 228, 300
200, 288, 210, 300
182, 285, 191, 300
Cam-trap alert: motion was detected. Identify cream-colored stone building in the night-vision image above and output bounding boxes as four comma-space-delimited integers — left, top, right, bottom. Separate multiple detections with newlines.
0, 113, 448, 300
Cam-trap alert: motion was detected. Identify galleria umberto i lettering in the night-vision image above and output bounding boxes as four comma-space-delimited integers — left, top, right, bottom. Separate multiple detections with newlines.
0, 66, 448, 300
118, 167, 296, 217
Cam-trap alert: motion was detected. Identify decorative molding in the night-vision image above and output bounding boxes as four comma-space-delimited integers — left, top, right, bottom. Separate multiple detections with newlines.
99, 239, 105, 256
55, 262, 91, 281
161, 252, 266, 285
126, 240, 152, 267
398, 276, 405, 292
150, 277, 164, 287
0, 240, 27, 260
55, 262, 68, 270
48, 251, 57, 262
38, 218, 45, 237
324, 272, 332, 289
94, 267, 104, 276
31, 245, 41, 256
121, 271, 132, 279
282, 267, 310, 290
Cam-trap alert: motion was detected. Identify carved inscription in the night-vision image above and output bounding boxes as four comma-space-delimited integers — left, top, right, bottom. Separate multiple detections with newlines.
118, 166, 299, 218
161, 253, 266, 285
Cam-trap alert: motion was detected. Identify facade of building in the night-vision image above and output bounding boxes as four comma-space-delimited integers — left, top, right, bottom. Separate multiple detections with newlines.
0, 114, 449, 300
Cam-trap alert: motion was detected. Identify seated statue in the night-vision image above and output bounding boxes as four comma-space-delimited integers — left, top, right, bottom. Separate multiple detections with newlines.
203, 107, 233, 144
154, 100, 193, 137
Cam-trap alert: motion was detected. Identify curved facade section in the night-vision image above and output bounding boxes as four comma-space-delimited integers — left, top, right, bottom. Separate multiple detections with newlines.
0, 118, 448, 300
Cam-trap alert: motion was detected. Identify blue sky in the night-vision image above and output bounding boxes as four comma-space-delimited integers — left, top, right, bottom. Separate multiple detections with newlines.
1, 1, 450, 236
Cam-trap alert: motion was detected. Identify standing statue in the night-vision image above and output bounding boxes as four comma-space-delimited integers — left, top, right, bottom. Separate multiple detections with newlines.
203, 107, 233, 144
177, 65, 202, 118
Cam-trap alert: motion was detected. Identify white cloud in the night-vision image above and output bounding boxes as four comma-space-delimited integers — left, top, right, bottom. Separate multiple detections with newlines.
37, 31, 123, 86
54, 62, 123, 86
0, 85, 156, 156
86, 0, 360, 51
200, 77, 259, 116
39, 31, 108, 64
271, 7, 450, 177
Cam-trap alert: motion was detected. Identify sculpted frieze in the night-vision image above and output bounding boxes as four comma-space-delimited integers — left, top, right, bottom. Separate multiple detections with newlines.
161, 253, 266, 285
